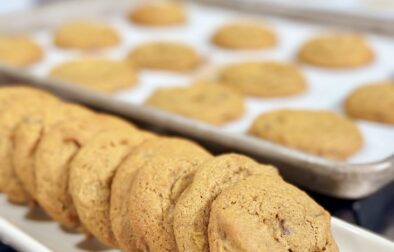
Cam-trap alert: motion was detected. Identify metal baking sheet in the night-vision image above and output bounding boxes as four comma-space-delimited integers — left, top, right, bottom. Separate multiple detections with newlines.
0, 0, 393, 199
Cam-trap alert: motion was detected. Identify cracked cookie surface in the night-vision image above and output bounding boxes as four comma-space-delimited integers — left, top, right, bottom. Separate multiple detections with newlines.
174, 154, 278, 252
209, 175, 339, 252
345, 82, 394, 125
49, 58, 138, 93
69, 128, 152, 246
0, 36, 43, 66
212, 22, 276, 50
218, 61, 307, 97
126, 42, 201, 71
13, 103, 92, 203
127, 137, 212, 252
249, 109, 363, 160
146, 83, 245, 124
34, 114, 133, 228
129, 2, 186, 26
54, 21, 119, 49
298, 34, 373, 68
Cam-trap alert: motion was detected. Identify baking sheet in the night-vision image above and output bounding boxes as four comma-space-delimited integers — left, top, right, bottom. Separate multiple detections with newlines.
23, 2, 394, 164
1, 195, 393, 252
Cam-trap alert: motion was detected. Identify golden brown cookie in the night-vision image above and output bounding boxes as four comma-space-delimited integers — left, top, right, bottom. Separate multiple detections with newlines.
129, 2, 186, 26
0, 87, 58, 203
69, 129, 152, 246
54, 21, 119, 49
0, 36, 43, 66
208, 175, 339, 252
218, 61, 307, 97
173, 154, 278, 252
145, 83, 245, 124
249, 109, 363, 160
127, 138, 212, 252
345, 82, 394, 125
298, 34, 374, 68
12, 103, 92, 203
212, 22, 276, 50
49, 58, 138, 93
126, 42, 201, 71
34, 114, 134, 228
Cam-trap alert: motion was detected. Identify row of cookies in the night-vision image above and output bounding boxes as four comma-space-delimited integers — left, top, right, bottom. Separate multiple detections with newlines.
0, 1, 374, 70
0, 85, 339, 251
145, 80, 394, 160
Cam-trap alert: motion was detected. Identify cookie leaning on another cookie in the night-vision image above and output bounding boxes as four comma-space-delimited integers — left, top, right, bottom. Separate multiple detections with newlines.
249, 109, 363, 160
298, 34, 374, 68
0, 87, 59, 204
128, 137, 212, 252
174, 154, 278, 252
126, 42, 201, 71
145, 83, 245, 125
129, 2, 186, 26
345, 82, 394, 125
218, 61, 307, 97
69, 129, 154, 247
34, 114, 134, 228
53, 21, 119, 49
208, 175, 339, 252
212, 22, 276, 50
12, 103, 93, 203
0, 36, 43, 66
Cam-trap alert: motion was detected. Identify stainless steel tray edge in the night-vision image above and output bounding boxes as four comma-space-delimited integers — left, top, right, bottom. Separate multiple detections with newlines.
0, 65, 393, 199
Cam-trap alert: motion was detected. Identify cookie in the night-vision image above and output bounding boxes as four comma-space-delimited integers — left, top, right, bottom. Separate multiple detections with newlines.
129, 2, 185, 26
49, 58, 138, 93
12, 103, 92, 202
69, 129, 152, 246
145, 83, 245, 124
127, 138, 212, 252
173, 154, 278, 252
345, 82, 394, 125
249, 109, 363, 160
218, 61, 307, 97
0, 36, 43, 66
0, 87, 58, 203
298, 34, 374, 68
212, 22, 276, 49
208, 175, 339, 252
54, 21, 119, 49
34, 114, 134, 228
126, 42, 201, 71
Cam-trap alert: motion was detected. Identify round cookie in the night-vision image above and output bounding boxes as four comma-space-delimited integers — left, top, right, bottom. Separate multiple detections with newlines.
0, 87, 58, 203
0, 36, 43, 66
69, 129, 153, 246
208, 175, 339, 252
127, 138, 212, 252
54, 21, 119, 49
298, 34, 374, 68
345, 82, 394, 125
173, 154, 278, 252
12, 102, 93, 203
34, 114, 134, 228
129, 2, 186, 26
249, 109, 363, 160
212, 22, 276, 50
49, 58, 138, 93
145, 83, 245, 124
126, 42, 201, 71
218, 61, 307, 97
